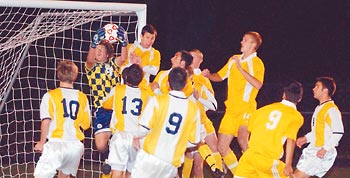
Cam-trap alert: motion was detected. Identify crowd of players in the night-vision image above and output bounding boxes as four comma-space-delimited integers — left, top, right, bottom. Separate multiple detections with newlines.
32, 24, 344, 178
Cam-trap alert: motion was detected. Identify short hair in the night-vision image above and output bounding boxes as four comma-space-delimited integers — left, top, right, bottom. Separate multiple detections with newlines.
141, 24, 157, 37
168, 67, 187, 91
190, 49, 204, 60
99, 39, 115, 59
283, 81, 303, 103
57, 60, 78, 83
245, 31, 262, 50
122, 64, 144, 86
316, 77, 336, 97
179, 50, 193, 70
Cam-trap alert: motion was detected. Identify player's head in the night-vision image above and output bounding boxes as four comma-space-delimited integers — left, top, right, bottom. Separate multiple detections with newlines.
190, 49, 204, 69
140, 24, 157, 49
283, 81, 303, 104
95, 39, 115, 62
122, 64, 144, 87
57, 60, 78, 84
168, 67, 187, 91
171, 50, 193, 70
313, 77, 336, 98
241, 31, 262, 52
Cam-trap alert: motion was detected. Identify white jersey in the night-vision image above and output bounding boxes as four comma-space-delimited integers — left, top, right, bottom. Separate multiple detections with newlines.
40, 87, 91, 141
101, 84, 151, 133
139, 90, 201, 167
305, 100, 343, 150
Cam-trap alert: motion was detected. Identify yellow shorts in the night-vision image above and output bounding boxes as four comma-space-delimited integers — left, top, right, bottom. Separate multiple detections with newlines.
218, 110, 253, 136
235, 149, 288, 178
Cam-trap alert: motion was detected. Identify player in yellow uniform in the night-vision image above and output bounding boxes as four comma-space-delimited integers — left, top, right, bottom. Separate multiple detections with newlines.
182, 49, 224, 178
151, 50, 193, 96
131, 67, 201, 178
294, 77, 344, 178
100, 64, 152, 178
86, 26, 128, 177
34, 61, 91, 178
124, 24, 160, 84
234, 81, 304, 178
203, 31, 264, 174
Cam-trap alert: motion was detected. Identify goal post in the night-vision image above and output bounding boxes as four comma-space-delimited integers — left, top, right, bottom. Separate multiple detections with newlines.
0, 1, 146, 177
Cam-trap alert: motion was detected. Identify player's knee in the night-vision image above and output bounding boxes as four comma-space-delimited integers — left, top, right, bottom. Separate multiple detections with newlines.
217, 144, 228, 155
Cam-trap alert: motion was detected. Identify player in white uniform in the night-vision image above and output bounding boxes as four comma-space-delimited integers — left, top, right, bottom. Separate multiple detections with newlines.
34, 61, 91, 178
131, 67, 201, 178
100, 64, 152, 178
294, 77, 344, 178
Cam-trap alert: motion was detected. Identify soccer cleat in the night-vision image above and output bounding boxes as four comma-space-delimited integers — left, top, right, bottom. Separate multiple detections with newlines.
212, 168, 226, 178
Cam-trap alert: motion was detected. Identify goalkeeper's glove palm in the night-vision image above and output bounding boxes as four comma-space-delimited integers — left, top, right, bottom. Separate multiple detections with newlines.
91, 28, 105, 48
117, 26, 128, 47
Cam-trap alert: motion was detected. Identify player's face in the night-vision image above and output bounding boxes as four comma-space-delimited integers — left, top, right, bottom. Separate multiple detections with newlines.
240, 34, 257, 53
95, 45, 108, 63
171, 52, 182, 68
140, 32, 156, 49
313, 81, 326, 100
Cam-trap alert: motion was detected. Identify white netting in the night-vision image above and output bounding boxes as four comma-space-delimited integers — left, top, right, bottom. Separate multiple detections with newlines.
0, 1, 146, 177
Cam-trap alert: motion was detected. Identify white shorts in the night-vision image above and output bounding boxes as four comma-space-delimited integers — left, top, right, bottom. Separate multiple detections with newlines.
108, 132, 138, 172
34, 140, 84, 178
131, 150, 177, 178
296, 146, 337, 177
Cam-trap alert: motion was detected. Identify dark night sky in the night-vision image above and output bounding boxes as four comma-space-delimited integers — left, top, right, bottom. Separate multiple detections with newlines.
95, 0, 350, 111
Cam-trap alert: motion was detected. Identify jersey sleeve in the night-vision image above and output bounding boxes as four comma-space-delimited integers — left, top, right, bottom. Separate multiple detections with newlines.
40, 92, 52, 120
101, 86, 116, 110
217, 57, 234, 80
324, 107, 344, 150
139, 96, 157, 129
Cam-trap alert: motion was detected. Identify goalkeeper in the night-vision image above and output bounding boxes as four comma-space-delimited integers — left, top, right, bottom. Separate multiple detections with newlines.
85, 26, 128, 176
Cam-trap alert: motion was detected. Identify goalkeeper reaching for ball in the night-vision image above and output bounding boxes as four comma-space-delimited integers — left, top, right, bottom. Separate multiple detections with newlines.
85, 25, 128, 176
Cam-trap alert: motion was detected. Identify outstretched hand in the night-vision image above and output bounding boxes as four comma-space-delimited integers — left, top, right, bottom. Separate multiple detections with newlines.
91, 28, 105, 48
117, 26, 128, 47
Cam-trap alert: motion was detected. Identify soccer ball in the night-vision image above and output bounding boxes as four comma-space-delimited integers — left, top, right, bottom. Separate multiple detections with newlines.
103, 24, 119, 43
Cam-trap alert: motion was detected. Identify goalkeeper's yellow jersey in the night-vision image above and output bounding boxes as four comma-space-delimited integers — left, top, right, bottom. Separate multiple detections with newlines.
101, 84, 152, 134
85, 57, 121, 108
40, 88, 91, 141
217, 53, 264, 112
126, 42, 161, 83
139, 91, 201, 167
153, 69, 193, 97
247, 100, 304, 160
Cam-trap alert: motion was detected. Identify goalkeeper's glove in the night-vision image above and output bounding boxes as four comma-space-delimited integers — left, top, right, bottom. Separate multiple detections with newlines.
117, 26, 128, 47
91, 28, 105, 48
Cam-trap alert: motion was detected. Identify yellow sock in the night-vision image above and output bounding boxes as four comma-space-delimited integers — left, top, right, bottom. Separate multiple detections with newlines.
212, 152, 223, 172
182, 156, 193, 178
223, 151, 238, 174
101, 173, 111, 178
198, 144, 218, 172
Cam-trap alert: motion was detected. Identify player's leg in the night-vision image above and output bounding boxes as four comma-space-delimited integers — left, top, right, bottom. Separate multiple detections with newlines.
217, 133, 237, 175
192, 152, 204, 178
111, 170, 125, 178
294, 169, 310, 178
237, 125, 249, 152
94, 108, 113, 177
203, 128, 223, 172
182, 151, 194, 178
57, 171, 70, 178
217, 112, 239, 175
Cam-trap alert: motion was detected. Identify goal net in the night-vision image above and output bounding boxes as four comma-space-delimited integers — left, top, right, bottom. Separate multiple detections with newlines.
0, 0, 146, 177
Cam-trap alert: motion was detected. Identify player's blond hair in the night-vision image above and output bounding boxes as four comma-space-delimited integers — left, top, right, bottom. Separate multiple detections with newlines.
245, 31, 262, 50
57, 60, 78, 84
